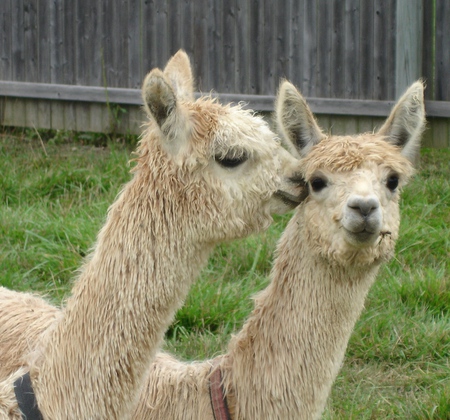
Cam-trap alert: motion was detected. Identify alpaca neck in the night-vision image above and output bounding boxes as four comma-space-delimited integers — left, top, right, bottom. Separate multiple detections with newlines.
224, 213, 380, 419
32, 173, 212, 419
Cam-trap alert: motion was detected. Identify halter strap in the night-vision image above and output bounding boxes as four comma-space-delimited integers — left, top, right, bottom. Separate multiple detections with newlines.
209, 359, 231, 420
14, 372, 44, 420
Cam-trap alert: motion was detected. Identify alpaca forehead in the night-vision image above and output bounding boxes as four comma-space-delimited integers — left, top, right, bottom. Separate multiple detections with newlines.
301, 134, 413, 179
188, 99, 275, 155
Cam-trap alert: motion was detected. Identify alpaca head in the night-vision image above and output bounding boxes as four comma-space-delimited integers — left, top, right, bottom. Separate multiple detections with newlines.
276, 80, 425, 265
135, 50, 303, 243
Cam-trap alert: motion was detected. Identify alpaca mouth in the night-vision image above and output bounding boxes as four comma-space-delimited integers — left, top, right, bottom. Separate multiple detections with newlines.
274, 189, 307, 208
345, 228, 378, 244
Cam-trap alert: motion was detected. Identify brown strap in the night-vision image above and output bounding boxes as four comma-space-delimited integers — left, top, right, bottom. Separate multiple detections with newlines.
209, 359, 231, 420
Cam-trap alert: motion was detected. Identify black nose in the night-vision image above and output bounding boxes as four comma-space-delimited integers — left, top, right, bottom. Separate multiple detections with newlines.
347, 196, 380, 217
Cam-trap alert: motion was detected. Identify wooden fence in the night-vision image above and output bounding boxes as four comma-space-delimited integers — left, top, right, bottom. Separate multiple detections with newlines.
1, 0, 449, 147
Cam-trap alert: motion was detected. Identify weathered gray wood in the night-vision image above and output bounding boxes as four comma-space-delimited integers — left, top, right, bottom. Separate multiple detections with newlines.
359, 0, 374, 99
435, 0, 450, 101
303, 0, 316, 97
395, 0, 423, 98
2, 80, 450, 118
0, 0, 449, 128
316, 0, 332, 98
344, 0, 360, 99
0, 0, 12, 80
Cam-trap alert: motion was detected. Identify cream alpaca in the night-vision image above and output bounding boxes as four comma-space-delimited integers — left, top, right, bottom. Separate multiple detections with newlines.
0, 50, 302, 419
0, 80, 425, 419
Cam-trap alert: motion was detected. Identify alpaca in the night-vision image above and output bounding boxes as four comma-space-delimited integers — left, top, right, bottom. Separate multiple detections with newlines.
0, 50, 303, 420
0, 79, 425, 419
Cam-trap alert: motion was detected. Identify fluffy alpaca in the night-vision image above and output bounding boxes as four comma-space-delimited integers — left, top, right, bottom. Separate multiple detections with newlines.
130, 80, 425, 419
0, 80, 425, 419
0, 50, 302, 419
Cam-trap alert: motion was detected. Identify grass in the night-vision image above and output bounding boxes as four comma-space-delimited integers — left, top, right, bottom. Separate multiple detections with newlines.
1, 129, 449, 418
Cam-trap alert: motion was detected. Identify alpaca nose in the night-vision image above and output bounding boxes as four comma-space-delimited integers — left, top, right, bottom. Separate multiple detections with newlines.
347, 195, 380, 217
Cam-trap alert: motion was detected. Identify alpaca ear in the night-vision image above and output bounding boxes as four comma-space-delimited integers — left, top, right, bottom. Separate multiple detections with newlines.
275, 80, 325, 157
142, 68, 177, 129
377, 81, 426, 163
163, 49, 195, 102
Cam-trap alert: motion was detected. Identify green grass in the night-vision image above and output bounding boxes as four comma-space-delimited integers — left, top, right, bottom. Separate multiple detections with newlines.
1, 130, 449, 418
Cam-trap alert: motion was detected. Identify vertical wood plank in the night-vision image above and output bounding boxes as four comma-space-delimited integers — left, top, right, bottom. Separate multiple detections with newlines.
344, 0, 359, 99
193, 0, 209, 91
11, 0, 25, 81
37, 0, 50, 83
262, 0, 276, 95
222, 0, 236, 93
247, 0, 261, 94
289, 0, 303, 91
235, 0, 249, 94
359, 0, 374, 99
395, 0, 423, 98
23, 0, 38, 83
430, 118, 449, 148
373, 0, 389, 100
435, 0, 450, 101
0, 0, 12, 80
154, 0, 169, 69
302, 0, 317, 97
331, 0, 344, 98
62, 0, 76, 85
422, 0, 435, 100
128, 0, 142, 88
316, 0, 332, 98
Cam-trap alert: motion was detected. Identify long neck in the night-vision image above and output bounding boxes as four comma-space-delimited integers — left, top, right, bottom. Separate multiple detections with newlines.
32, 171, 212, 419
223, 212, 380, 419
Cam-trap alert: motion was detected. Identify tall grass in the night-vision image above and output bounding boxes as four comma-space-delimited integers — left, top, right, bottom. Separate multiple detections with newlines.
1, 131, 448, 418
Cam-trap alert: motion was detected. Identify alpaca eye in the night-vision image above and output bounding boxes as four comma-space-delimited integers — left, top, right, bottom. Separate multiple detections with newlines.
386, 174, 399, 191
310, 177, 327, 192
215, 153, 248, 168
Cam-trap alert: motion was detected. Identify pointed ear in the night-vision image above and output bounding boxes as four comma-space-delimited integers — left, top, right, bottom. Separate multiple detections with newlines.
142, 68, 177, 129
377, 81, 426, 162
275, 80, 325, 157
163, 49, 195, 102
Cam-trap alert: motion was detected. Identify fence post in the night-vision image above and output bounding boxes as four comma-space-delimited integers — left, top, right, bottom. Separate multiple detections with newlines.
395, 0, 423, 97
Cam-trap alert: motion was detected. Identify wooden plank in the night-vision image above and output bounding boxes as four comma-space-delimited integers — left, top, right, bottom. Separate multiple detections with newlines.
430, 117, 449, 148
421, 0, 435, 100
11, 0, 25, 81
2, 80, 450, 118
209, 0, 223, 92
263, 0, 276, 95
62, 0, 76, 85
222, 0, 236, 93
331, 0, 345, 98
154, 0, 169, 71
23, 0, 38, 82
395, 0, 423, 98
359, 1, 374, 99
193, 0, 209, 91
302, 0, 316, 97
127, 0, 142, 89
289, 0, 303, 91
344, 0, 360, 99
0, 0, 12, 80
178, 0, 194, 59
247, 0, 261, 94
37, 0, 50, 83
373, 0, 389, 100
435, 0, 450, 101
357, 116, 374, 134
316, 0, 332, 98
235, 0, 249, 93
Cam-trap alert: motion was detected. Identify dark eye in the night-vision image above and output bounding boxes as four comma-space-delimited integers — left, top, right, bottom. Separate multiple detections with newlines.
310, 177, 327, 192
386, 174, 399, 191
215, 154, 248, 168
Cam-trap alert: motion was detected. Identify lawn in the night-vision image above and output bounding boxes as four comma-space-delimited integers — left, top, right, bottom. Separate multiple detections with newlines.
1, 130, 449, 419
